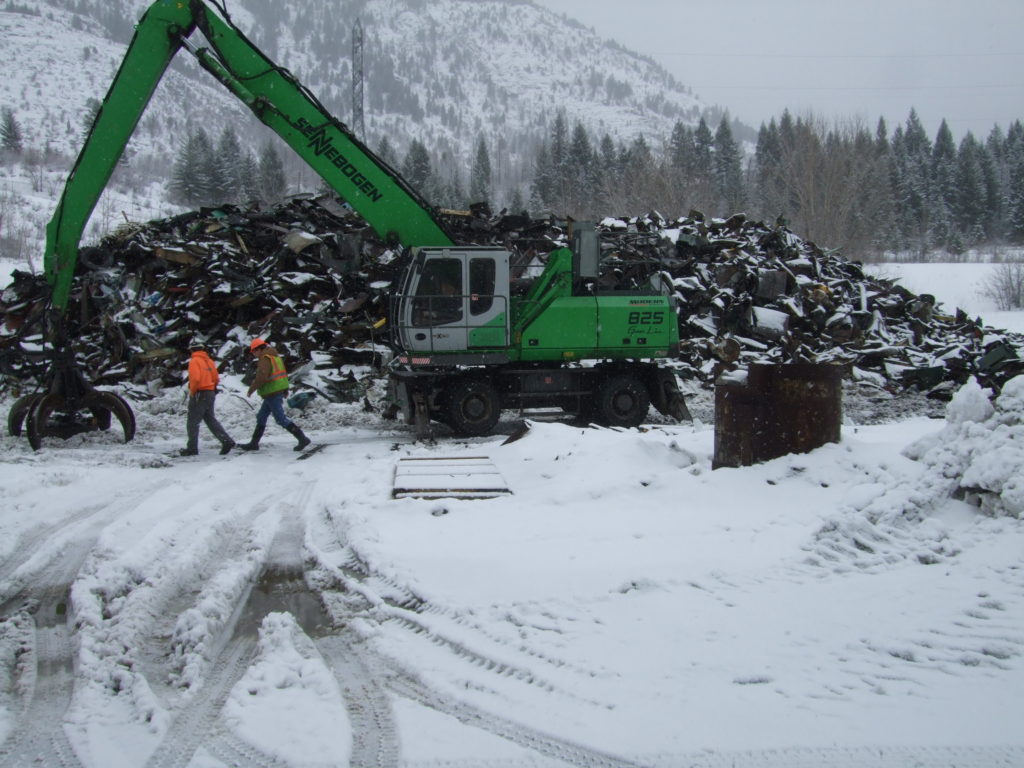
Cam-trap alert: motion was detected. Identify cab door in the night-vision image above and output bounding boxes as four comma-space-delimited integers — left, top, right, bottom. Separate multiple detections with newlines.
466, 251, 509, 349
396, 248, 509, 354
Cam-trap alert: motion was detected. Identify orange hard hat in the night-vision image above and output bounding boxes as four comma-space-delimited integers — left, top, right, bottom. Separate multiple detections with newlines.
250, 338, 267, 352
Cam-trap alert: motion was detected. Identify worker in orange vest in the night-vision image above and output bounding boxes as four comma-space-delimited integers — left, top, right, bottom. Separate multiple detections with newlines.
240, 338, 311, 451
181, 339, 235, 456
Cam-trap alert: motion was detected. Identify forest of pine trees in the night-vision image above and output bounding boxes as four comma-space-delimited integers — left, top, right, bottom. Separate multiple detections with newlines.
158, 107, 1024, 264
524, 109, 1024, 262
168, 127, 282, 208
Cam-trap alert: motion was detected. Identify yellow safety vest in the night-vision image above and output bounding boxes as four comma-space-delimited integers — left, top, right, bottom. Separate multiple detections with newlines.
257, 353, 289, 397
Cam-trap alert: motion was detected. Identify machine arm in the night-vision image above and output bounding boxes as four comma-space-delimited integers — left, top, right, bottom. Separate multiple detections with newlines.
44, 0, 453, 312
45, 1, 196, 311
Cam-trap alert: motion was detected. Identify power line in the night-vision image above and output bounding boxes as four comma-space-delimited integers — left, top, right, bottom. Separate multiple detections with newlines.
689, 84, 1024, 91
651, 51, 1024, 59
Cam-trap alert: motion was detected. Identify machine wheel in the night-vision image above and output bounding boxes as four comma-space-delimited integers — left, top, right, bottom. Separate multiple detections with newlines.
446, 378, 501, 436
8, 393, 44, 437
594, 374, 650, 428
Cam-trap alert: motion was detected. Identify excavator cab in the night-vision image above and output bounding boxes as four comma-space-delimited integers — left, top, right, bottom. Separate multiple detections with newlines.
391, 247, 510, 357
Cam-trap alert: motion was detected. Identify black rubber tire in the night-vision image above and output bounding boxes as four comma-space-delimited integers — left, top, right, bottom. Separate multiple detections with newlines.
594, 374, 650, 428
8, 393, 43, 437
445, 379, 501, 436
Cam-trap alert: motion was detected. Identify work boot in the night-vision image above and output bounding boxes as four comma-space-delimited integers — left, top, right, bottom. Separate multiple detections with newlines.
286, 423, 311, 451
219, 439, 236, 455
240, 425, 265, 451
179, 447, 199, 456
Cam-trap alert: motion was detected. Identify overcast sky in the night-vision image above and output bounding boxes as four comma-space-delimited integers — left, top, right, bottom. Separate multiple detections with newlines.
534, 0, 1024, 142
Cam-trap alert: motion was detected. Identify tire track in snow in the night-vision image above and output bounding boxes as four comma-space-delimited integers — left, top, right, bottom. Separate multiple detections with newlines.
0, 480, 177, 768
386, 673, 647, 768
316, 634, 400, 768
142, 632, 257, 768
132, 497, 277, 707
0, 479, 175, 603
641, 744, 1024, 767
308, 509, 632, 768
204, 729, 292, 768
143, 481, 367, 768
0, 583, 81, 768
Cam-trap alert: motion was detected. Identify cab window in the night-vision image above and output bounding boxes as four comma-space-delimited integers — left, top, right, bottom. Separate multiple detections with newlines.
412, 257, 462, 325
469, 257, 496, 315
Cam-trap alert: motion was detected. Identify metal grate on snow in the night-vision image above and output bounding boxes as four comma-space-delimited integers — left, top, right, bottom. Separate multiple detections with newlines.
392, 456, 511, 500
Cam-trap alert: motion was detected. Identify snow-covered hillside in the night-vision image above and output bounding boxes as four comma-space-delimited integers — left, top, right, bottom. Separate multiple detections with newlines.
0, 371, 1023, 766
0, 2, 252, 160
0, 0, 711, 202
0, 0, 722, 287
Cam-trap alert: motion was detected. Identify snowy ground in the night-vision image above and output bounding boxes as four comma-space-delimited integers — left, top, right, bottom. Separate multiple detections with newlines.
1, 368, 1023, 768
867, 261, 1024, 334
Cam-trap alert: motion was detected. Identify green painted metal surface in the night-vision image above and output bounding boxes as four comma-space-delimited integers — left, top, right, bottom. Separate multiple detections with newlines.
190, 5, 453, 249
468, 313, 507, 348
45, 1, 196, 310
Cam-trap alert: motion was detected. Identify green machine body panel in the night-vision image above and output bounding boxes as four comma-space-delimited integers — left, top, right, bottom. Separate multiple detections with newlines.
513, 295, 677, 362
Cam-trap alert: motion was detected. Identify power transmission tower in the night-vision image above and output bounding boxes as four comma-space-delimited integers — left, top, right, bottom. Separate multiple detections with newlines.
352, 19, 365, 140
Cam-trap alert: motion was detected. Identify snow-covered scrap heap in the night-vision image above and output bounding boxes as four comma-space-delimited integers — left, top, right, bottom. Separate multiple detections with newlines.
628, 210, 1024, 395
0, 197, 1022, 403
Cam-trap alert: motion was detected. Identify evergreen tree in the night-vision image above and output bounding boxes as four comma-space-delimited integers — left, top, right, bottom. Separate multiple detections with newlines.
566, 121, 595, 215
1, 107, 23, 153
239, 150, 262, 203
548, 110, 569, 209
528, 140, 553, 213
592, 133, 619, 212
401, 139, 433, 200
169, 128, 215, 205
377, 135, 396, 167
930, 119, 958, 248
620, 135, 658, 212
978, 140, 1003, 241
194, 128, 217, 204
1007, 127, 1024, 243
875, 117, 890, 155
754, 119, 782, 215
892, 109, 934, 255
469, 135, 492, 203
692, 118, 714, 187
713, 116, 745, 213
258, 141, 286, 204
870, 116, 898, 250
436, 169, 466, 210
668, 120, 694, 175
509, 185, 526, 216
82, 98, 101, 139
213, 126, 244, 203
953, 133, 987, 244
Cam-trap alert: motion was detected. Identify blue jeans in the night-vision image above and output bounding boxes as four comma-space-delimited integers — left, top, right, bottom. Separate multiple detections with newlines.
255, 392, 294, 431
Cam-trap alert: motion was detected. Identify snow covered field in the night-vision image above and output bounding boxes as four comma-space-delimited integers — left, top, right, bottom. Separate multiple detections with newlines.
868, 261, 1024, 334
1, 367, 1023, 767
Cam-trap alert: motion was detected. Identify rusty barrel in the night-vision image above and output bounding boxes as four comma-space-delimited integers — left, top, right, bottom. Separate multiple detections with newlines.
713, 363, 842, 469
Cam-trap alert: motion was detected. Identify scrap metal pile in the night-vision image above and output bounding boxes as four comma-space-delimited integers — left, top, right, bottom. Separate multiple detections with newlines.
1, 195, 1021, 403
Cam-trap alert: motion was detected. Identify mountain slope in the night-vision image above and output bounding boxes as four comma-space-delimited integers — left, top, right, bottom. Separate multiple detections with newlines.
2, 0, 709, 195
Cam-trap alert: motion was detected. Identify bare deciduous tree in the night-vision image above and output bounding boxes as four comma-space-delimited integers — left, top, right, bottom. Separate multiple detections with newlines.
979, 261, 1024, 310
